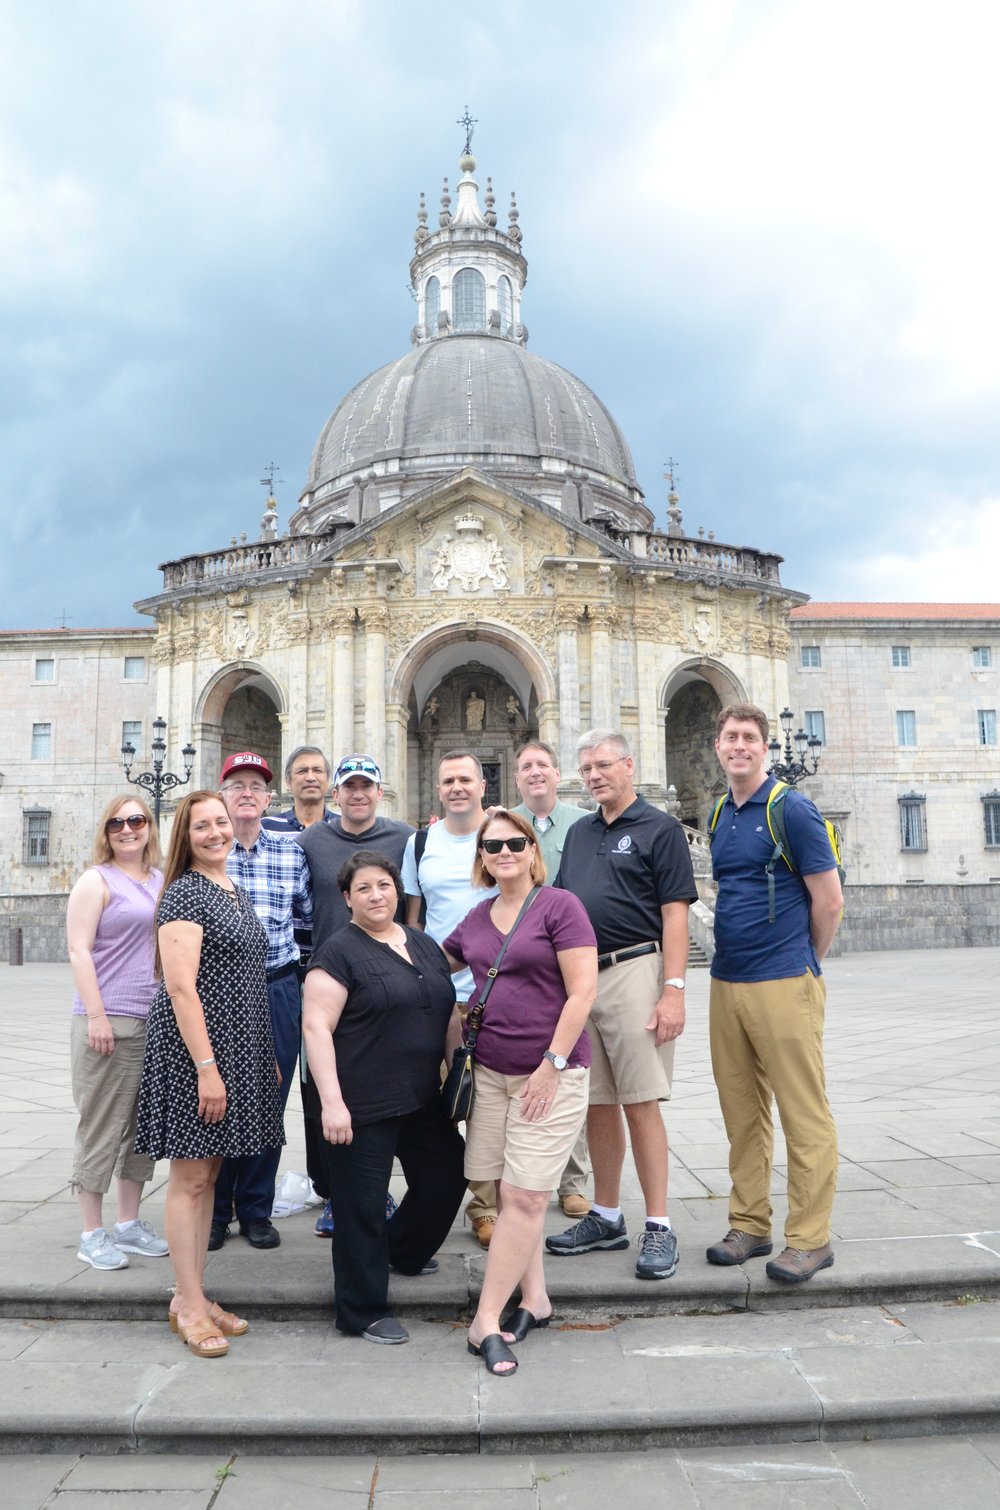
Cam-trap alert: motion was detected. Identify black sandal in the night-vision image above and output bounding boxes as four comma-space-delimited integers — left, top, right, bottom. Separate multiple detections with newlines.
467, 1333, 518, 1375
499, 1306, 552, 1342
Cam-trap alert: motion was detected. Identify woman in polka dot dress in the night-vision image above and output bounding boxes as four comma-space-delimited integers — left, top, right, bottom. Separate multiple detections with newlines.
136, 790, 282, 1358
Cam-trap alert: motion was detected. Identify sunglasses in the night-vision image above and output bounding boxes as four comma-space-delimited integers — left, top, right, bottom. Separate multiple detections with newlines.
335, 758, 381, 781
481, 836, 530, 855
107, 814, 149, 833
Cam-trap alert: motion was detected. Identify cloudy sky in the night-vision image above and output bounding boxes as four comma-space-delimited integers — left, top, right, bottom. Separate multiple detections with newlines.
2, 0, 998, 631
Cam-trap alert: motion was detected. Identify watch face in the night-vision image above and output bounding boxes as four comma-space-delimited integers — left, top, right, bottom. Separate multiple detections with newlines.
548, 1052, 568, 1070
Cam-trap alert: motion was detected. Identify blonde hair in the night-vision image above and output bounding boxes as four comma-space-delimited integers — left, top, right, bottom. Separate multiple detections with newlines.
471, 808, 546, 888
92, 793, 161, 869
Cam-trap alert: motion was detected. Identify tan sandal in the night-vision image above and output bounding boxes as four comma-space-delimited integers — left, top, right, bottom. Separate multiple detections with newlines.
169, 1301, 248, 1337
176, 1317, 228, 1358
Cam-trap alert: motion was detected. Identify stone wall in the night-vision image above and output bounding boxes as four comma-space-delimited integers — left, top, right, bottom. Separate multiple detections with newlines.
2, 894, 69, 964
831, 884, 1000, 953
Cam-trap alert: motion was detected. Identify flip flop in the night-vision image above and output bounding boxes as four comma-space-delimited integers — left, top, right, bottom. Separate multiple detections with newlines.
168, 1301, 248, 1337
176, 1317, 228, 1358
467, 1333, 518, 1376
499, 1306, 551, 1342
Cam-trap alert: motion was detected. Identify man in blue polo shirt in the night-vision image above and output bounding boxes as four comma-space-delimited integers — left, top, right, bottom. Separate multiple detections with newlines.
547, 729, 697, 1281
708, 703, 844, 1283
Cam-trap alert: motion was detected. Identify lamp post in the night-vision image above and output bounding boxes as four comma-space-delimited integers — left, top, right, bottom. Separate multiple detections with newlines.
121, 716, 196, 826
767, 707, 821, 786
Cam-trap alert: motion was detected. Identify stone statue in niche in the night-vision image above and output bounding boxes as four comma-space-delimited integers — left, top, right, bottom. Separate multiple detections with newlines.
465, 689, 485, 732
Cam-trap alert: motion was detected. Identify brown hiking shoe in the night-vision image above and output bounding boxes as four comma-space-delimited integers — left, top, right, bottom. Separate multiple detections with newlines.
706, 1229, 773, 1266
765, 1244, 834, 1282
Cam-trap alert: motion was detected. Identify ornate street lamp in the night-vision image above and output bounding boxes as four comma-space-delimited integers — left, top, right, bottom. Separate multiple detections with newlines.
767, 707, 821, 786
121, 716, 196, 826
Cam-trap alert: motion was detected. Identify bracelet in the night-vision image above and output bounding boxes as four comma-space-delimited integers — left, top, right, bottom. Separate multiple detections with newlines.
196, 1056, 216, 1067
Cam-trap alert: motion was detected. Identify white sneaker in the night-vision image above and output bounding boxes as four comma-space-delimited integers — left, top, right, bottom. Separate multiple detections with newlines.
77, 1228, 129, 1270
113, 1218, 169, 1257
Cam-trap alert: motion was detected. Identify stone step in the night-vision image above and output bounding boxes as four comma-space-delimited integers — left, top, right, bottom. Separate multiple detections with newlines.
2, 1296, 999, 1457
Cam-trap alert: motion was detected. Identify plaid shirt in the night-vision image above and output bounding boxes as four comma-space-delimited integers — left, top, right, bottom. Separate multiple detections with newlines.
226, 826, 313, 973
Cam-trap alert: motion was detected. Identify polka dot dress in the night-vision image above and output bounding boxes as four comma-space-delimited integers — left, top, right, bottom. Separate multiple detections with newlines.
135, 871, 285, 1160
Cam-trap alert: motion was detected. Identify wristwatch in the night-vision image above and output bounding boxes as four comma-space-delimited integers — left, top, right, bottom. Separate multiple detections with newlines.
543, 1050, 568, 1070
663, 978, 686, 991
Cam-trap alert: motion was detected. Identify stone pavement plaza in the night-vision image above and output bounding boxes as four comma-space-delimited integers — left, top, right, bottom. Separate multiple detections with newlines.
1, 949, 1000, 1506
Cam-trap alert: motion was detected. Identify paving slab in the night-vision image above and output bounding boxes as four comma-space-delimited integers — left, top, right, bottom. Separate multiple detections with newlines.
0, 1454, 78, 1510
796, 1338, 1000, 1440
832, 1435, 1000, 1508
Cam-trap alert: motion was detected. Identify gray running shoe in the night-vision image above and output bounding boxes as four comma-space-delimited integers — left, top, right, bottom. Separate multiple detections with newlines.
113, 1219, 169, 1257
545, 1211, 629, 1256
635, 1222, 679, 1280
362, 1317, 409, 1345
77, 1228, 129, 1270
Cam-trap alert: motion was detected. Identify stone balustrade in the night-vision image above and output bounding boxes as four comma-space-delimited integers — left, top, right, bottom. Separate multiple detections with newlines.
160, 534, 326, 590
646, 533, 783, 583
680, 821, 713, 876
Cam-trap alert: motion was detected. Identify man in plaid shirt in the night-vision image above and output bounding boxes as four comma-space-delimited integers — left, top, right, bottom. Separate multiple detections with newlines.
209, 750, 313, 1252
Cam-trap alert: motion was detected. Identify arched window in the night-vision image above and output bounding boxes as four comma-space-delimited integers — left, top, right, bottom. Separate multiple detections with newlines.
497, 275, 513, 334
424, 275, 440, 330
453, 267, 486, 331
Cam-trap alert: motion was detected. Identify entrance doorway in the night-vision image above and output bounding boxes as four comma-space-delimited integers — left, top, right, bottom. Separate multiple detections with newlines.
409, 660, 537, 822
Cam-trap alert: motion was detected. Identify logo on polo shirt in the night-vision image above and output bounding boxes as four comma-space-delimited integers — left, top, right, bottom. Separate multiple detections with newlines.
614, 835, 632, 853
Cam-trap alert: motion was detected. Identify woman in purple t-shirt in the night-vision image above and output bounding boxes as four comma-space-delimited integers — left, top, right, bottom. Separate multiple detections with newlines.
66, 794, 167, 1273
444, 808, 597, 1377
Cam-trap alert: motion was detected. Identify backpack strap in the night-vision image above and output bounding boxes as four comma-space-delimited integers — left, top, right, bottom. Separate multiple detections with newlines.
763, 781, 797, 924
413, 826, 428, 885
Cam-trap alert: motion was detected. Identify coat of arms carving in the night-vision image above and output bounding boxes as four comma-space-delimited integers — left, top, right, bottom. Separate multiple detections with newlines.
430, 513, 509, 593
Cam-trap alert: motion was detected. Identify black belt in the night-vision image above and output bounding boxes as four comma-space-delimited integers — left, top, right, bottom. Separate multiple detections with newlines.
597, 942, 661, 972
266, 961, 299, 984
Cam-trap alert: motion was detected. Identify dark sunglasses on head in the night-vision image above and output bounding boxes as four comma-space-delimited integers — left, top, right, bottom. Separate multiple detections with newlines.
335, 758, 380, 781
481, 836, 530, 854
107, 814, 149, 833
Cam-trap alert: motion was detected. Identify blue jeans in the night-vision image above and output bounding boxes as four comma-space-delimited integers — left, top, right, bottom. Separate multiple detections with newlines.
213, 968, 300, 1226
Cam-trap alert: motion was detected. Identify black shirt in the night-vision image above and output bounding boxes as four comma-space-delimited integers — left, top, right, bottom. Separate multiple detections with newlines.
555, 795, 698, 953
305, 923, 455, 1126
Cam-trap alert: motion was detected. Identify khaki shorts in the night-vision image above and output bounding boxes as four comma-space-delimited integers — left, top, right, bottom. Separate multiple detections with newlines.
588, 949, 674, 1105
464, 1064, 590, 1193
70, 1014, 155, 1193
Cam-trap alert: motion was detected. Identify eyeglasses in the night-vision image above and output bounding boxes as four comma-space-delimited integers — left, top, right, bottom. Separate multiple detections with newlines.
107, 814, 149, 833
222, 782, 268, 795
578, 757, 627, 778
335, 758, 381, 782
481, 836, 530, 855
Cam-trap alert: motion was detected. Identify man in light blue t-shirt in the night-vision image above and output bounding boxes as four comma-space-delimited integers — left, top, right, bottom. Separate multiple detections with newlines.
401, 750, 498, 1247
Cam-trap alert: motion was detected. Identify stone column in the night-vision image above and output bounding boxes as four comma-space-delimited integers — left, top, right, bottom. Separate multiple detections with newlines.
358, 603, 389, 762
383, 700, 410, 817
329, 607, 356, 761
556, 601, 582, 773
589, 602, 617, 730
634, 609, 666, 797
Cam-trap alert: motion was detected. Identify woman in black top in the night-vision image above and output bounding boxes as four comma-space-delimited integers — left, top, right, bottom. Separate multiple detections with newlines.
302, 850, 467, 1344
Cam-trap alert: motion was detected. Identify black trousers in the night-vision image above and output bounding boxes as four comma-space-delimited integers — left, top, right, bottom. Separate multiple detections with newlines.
320, 1097, 467, 1335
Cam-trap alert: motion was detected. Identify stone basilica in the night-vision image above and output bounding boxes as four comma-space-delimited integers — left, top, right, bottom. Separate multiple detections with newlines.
137, 145, 798, 827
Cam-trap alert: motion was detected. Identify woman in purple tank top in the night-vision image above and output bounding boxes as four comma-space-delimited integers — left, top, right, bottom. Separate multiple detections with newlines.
66, 794, 167, 1272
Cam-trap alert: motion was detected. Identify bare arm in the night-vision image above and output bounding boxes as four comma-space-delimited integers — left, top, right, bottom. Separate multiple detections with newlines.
520, 944, 598, 1122
159, 920, 227, 1124
302, 968, 353, 1144
66, 870, 115, 1055
803, 869, 844, 961
405, 894, 423, 929
645, 901, 691, 1047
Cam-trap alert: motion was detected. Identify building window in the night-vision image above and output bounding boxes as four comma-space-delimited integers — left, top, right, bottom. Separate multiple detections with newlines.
452, 267, 486, 331
122, 720, 143, 758
22, 809, 51, 866
800, 645, 821, 668
891, 645, 911, 668
984, 792, 1000, 848
898, 792, 927, 851
979, 710, 998, 747
424, 275, 440, 330
123, 655, 146, 680
34, 657, 55, 682
31, 722, 52, 760
896, 710, 917, 747
497, 274, 513, 334
804, 710, 826, 745
973, 646, 992, 669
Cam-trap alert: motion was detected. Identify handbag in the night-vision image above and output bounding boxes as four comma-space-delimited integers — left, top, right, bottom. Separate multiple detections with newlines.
442, 886, 541, 1123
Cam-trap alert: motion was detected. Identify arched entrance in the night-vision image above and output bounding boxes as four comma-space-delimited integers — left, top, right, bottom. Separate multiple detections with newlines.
662, 659, 747, 829
195, 664, 286, 788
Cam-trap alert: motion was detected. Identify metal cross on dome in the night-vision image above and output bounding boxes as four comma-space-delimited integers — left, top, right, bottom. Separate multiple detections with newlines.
457, 107, 477, 154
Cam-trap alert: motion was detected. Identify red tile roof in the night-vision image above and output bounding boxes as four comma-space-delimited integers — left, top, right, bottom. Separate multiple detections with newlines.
790, 603, 1000, 621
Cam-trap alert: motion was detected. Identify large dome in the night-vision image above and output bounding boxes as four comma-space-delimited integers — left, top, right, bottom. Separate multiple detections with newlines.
292, 149, 651, 535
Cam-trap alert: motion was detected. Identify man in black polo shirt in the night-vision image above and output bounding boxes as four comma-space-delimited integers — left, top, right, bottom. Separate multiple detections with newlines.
548, 729, 697, 1279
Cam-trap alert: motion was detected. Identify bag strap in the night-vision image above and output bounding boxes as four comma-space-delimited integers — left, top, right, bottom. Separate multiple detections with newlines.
464, 886, 541, 1054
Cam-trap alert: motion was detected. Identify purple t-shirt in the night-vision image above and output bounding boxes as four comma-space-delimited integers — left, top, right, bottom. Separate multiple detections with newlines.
444, 888, 596, 1075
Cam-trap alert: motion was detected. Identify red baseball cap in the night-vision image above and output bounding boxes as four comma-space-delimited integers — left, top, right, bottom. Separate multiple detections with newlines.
220, 751, 273, 784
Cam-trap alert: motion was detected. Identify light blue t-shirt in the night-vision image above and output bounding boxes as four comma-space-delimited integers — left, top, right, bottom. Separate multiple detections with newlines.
401, 824, 496, 1003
